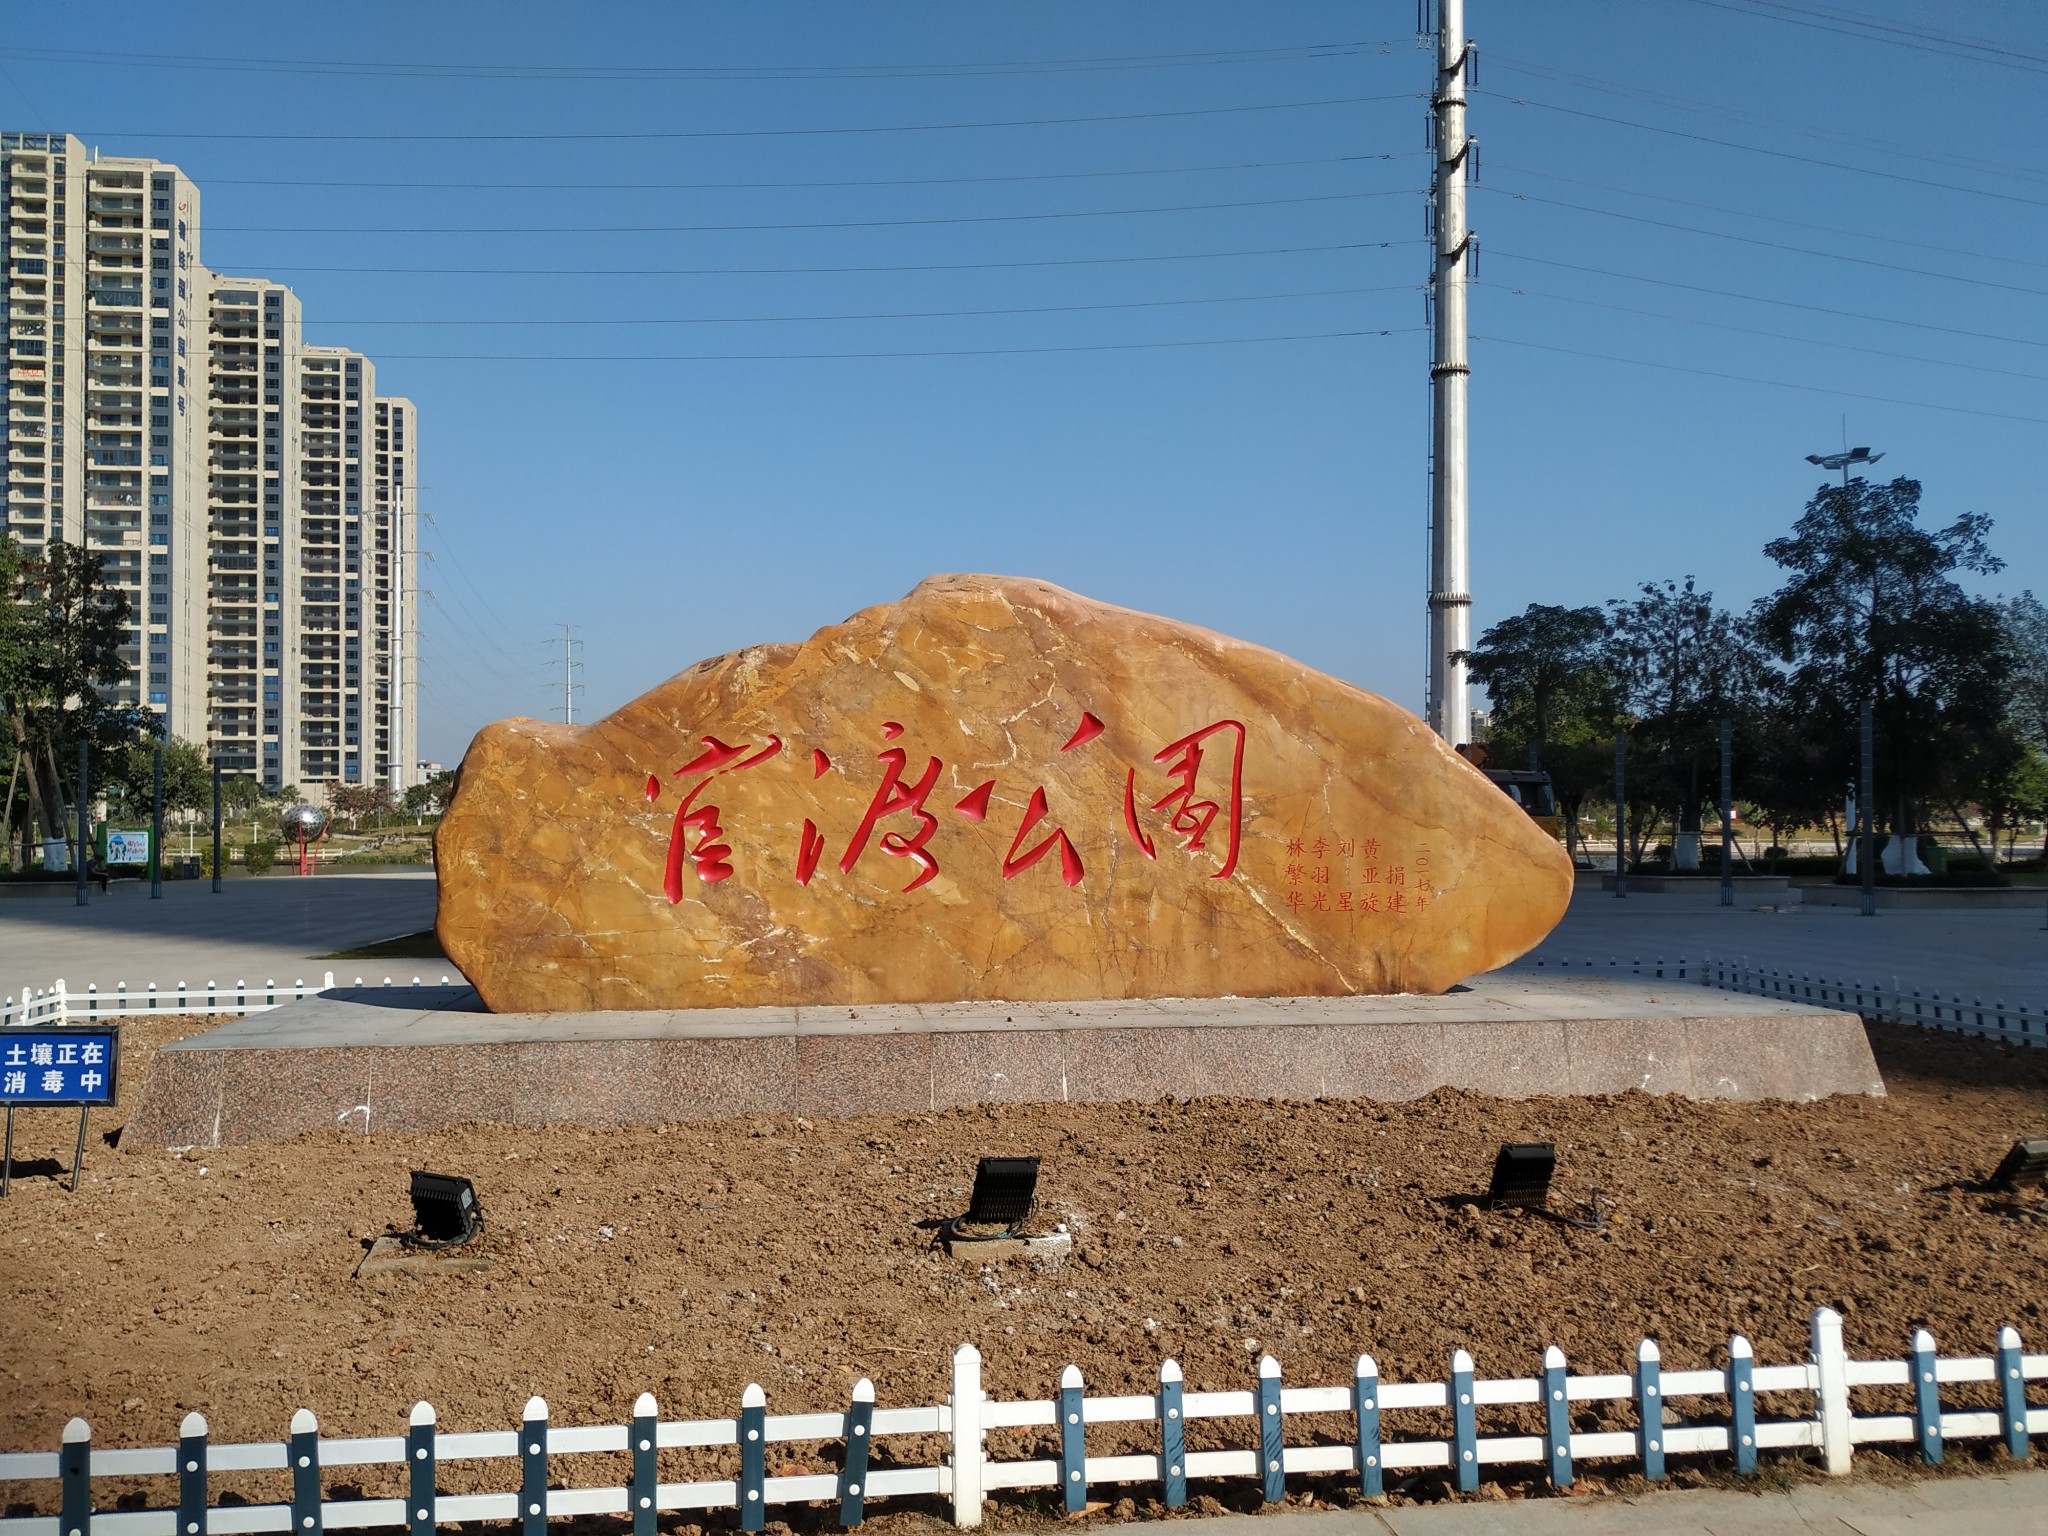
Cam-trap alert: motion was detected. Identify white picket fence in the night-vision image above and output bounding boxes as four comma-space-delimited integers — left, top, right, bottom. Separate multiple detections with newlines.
0, 1310, 2039, 1534
1516, 953, 2047, 1049
0, 974, 461, 1028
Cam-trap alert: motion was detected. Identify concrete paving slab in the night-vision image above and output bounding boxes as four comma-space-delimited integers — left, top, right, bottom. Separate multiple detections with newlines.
1521, 889, 2048, 1007
0, 872, 442, 995
1024, 1469, 2048, 1535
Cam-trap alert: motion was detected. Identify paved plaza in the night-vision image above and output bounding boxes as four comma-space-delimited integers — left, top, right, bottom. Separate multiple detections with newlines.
2, 873, 2041, 1007
1528, 885, 2047, 1006
1119, 1469, 2048, 1534
0, 872, 441, 997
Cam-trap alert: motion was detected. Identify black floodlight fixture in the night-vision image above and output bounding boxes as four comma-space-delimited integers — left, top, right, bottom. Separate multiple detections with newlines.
406, 1170, 483, 1249
1486, 1143, 1555, 1210
966, 1156, 1041, 1231
1989, 1137, 2048, 1194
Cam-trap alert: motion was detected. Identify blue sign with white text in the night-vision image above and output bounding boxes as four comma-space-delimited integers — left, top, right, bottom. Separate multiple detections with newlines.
0, 1030, 120, 1105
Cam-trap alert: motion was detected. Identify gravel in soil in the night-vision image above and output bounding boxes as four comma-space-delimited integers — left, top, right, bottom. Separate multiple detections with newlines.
2, 1017, 2044, 1521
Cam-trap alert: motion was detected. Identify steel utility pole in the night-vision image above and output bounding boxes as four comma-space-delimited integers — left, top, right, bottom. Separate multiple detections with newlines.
554, 624, 584, 725
1427, 0, 1475, 744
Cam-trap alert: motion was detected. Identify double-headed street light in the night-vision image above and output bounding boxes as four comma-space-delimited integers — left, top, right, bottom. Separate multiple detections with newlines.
1806, 446, 1884, 487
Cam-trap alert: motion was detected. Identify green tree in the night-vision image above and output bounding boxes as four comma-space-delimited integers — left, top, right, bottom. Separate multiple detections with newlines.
1463, 604, 1613, 757
1753, 477, 2009, 847
1605, 577, 1764, 869
1, 538, 136, 863
107, 736, 214, 818
1745, 698, 1849, 859
1463, 604, 1615, 860
328, 780, 395, 830
1937, 722, 2048, 868
2004, 591, 2048, 760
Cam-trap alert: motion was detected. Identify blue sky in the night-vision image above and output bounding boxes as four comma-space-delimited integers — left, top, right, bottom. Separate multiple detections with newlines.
8, 1, 2044, 766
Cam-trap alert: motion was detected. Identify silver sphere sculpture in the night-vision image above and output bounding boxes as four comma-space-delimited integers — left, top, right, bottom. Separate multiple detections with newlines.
281, 803, 330, 839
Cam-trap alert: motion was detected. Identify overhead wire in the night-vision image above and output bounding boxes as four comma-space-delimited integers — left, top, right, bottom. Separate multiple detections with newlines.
1478, 185, 2048, 298
1472, 333, 2048, 428
1480, 90, 2048, 212
417, 511, 549, 656
1485, 53, 2048, 184
1486, 248, 2048, 354
1667, 0, 2048, 76
251, 238, 1423, 279
194, 151, 1425, 194
208, 186, 1423, 236
74, 90, 1419, 143
1483, 160, 2048, 273
348, 325, 1425, 364
416, 581, 550, 695
316, 283, 1421, 328
1480, 282, 2048, 386
17, 38, 1419, 84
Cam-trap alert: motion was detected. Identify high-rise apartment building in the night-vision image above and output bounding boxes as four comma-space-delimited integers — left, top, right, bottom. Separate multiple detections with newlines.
4, 130, 418, 793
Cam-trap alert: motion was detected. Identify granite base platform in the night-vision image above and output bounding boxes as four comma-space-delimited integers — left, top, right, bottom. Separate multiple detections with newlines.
118, 976, 1885, 1149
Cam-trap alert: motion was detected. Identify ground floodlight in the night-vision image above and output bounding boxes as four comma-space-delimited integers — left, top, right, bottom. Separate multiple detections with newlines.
965, 1156, 1041, 1231
1989, 1137, 2048, 1193
1486, 1143, 1555, 1210
407, 1170, 483, 1248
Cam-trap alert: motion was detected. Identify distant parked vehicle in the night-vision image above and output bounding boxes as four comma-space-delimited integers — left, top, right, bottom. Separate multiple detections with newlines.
1456, 743, 1563, 841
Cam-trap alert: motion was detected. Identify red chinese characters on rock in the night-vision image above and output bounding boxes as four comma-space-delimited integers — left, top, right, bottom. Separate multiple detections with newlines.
1122, 719, 1247, 879
1284, 829, 1430, 922
838, 723, 945, 893
643, 711, 1250, 903
661, 735, 783, 902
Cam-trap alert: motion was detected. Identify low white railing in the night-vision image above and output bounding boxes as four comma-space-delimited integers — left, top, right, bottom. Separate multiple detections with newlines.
1515, 953, 2045, 1049
0, 1310, 2039, 1533
1, 974, 460, 1027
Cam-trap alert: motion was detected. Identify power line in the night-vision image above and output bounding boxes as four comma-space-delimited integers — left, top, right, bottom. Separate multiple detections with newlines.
18, 38, 1416, 84
418, 509, 548, 654
1485, 159, 2048, 273
346, 325, 1425, 364
1479, 185, 2048, 298
1487, 247, 2048, 354
1482, 282, 2048, 385
75, 90, 1418, 144
1485, 53, 2048, 184
318, 284, 1421, 328
195, 151, 1425, 194
1669, 0, 2048, 76
1481, 90, 2048, 212
1473, 332, 2048, 427
250, 237, 1423, 279
208, 187, 1422, 237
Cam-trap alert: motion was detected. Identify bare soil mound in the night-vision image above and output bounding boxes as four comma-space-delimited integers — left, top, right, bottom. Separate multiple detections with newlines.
2, 1018, 2043, 1518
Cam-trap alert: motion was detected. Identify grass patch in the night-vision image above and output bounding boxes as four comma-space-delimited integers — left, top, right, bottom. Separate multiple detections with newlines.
323, 929, 446, 960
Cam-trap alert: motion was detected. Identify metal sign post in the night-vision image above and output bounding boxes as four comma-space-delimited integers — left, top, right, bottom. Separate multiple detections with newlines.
1860, 699, 1876, 918
212, 761, 224, 894
75, 740, 89, 907
0, 1025, 121, 1195
1719, 718, 1734, 908
1613, 730, 1627, 899
151, 742, 164, 899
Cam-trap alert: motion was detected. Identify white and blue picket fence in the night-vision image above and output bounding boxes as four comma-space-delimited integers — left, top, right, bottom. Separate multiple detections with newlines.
0, 975, 460, 1028
1516, 953, 2046, 1049
2, 1310, 2041, 1533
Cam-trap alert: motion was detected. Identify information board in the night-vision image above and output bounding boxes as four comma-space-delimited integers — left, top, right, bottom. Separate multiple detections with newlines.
0, 1028, 121, 1105
105, 829, 151, 865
